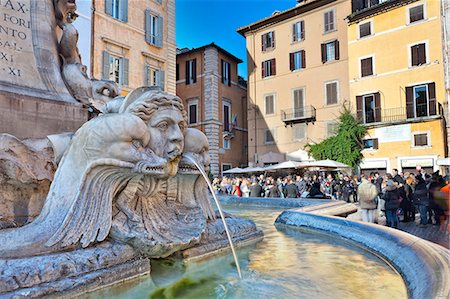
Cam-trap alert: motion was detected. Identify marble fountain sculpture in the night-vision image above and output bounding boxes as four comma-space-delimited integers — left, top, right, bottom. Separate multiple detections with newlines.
0, 1, 261, 297
0, 87, 261, 297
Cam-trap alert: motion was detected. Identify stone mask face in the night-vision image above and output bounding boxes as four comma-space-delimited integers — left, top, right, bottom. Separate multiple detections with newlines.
147, 107, 185, 175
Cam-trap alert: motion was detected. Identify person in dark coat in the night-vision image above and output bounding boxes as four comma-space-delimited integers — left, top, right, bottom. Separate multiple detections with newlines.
413, 175, 429, 227
383, 179, 401, 228
284, 179, 299, 198
249, 180, 263, 197
309, 182, 325, 198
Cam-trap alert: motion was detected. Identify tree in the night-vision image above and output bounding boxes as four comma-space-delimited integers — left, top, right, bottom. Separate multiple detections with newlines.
305, 107, 366, 168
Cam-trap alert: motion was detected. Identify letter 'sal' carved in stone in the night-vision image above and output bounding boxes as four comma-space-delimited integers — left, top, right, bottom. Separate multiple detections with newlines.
0, 88, 215, 259
54, 0, 119, 111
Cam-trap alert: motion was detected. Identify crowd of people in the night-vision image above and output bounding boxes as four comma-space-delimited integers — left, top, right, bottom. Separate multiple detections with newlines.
212, 169, 449, 231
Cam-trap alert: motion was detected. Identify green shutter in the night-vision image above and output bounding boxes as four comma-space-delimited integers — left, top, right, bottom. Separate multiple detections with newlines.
102, 51, 110, 80
144, 64, 149, 86
122, 57, 129, 86
121, 0, 128, 22
157, 15, 164, 47
159, 70, 165, 90
145, 9, 151, 44
105, 0, 112, 16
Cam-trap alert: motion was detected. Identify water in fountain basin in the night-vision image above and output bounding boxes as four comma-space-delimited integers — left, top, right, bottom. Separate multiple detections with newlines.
183, 153, 242, 279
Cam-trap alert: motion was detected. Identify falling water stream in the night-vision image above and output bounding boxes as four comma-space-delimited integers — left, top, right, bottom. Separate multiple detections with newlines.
183, 154, 242, 279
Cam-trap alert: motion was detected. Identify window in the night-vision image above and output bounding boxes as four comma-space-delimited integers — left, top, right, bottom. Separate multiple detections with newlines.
359, 22, 371, 38
187, 99, 198, 125
290, 50, 306, 71
356, 93, 381, 124
145, 65, 164, 89
106, 0, 128, 22
145, 10, 163, 47
265, 94, 275, 115
360, 57, 374, 77
102, 51, 129, 85
223, 138, 230, 150
327, 122, 338, 137
261, 31, 275, 51
321, 40, 339, 63
185, 59, 196, 84
222, 60, 231, 86
406, 83, 436, 118
411, 43, 426, 66
409, 4, 424, 23
412, 133, 429, 147
363, 138, 379, 149
262, 59, 276, 78
222, 163, 232, 174
292, 21, 305, 42
293, 88, 304, 118
176, 63, 179, 81
223, 101, 231, 132
324, 10, 335, 33
292, 123, 306, 141
325, 81, 338, 105
264, 129, 275, 144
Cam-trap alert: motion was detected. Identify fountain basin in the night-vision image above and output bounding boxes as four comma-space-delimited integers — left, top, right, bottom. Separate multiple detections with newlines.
275, 210, 450, 299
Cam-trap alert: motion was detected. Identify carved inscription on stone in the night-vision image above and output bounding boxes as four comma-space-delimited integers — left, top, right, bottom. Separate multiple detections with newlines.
0, 0, 45, 89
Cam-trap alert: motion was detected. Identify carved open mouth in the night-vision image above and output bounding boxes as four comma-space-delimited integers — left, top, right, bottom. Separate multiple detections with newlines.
134, 161, 167, 175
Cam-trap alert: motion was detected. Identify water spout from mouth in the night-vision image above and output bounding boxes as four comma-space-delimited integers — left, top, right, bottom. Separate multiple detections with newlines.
183, 153, 242, 279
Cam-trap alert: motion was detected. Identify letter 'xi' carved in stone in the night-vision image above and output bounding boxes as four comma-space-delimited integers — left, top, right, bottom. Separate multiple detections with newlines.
0, 89, 214, 258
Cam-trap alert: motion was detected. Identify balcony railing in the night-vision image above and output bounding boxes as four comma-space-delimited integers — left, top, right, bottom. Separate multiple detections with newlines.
281, 105, 316, 125
356, 103, 443, 125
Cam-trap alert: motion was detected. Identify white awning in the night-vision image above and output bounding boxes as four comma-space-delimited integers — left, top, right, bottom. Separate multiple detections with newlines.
360, 159, 387, 169
401, 158, 434, 168
437, 157, 450, 166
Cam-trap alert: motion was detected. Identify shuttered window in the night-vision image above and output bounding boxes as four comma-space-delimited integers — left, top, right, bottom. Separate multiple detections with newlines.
411, 43, 426, 66
185, 59, 196, 85
325, 81, 338, 105
145, 9, 163, 47
102, 51, 128, 85
357, 92, 381, 124
293, 89, 304, 118
360, 57, 373, 77
265, 94, 275, 115
262, 59, 276, 78
292, 21, 305, 42
176, 63, 179, 81
105, 0, 128, 22
261, 31, 275, 51
406, 82, 436, 118
324, 10, 335, 33
221, 60, 231, 86
290, 50, 306, 71
359, 22, 371, 38
223, 101, 231, 132
321, 40, 339, 63
144, 65, 165, 89
413, 133, 428, 147
409, 5, 424, 23
188, 99, 198, 125
327, 122, 338, 137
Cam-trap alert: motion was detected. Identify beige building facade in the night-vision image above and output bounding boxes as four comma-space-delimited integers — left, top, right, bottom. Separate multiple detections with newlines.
238, 0, 351, 166
89, 0, 176, 95
176, 44, 248, 175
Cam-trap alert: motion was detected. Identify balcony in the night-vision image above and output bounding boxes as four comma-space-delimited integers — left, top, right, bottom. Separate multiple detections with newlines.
356, 103, 443, 126
281, 105, 316, 126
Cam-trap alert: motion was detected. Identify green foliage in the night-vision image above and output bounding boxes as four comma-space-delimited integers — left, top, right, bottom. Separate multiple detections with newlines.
305, 107, 366, 168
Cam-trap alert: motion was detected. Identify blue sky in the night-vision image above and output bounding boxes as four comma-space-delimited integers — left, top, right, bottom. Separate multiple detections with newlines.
176, 0, 297, 78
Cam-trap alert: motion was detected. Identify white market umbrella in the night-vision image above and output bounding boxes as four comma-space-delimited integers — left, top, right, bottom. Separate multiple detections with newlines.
223, 167, 245, 174
299, 159, 352, 169
240, 166, 266, 173
265, 160, 303, 170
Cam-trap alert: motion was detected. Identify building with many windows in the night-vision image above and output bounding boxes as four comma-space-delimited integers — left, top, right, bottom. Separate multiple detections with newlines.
237, 0, 351, 166
176, 44, 248, 175
348, 0, 448, 174
79, 0, 176, 95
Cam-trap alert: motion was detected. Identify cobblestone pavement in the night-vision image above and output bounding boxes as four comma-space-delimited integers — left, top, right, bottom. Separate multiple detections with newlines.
349, 208, 449, 249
